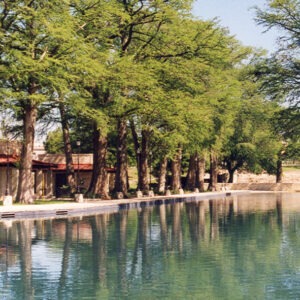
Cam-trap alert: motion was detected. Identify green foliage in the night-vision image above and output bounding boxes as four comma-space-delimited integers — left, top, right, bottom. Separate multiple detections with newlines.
222, 63, 283, 175
254, 0, 300, 105
44, 128, 64, 154
0, 0, 287, 198
275, 107, 300, 141
285, 142, 300, 159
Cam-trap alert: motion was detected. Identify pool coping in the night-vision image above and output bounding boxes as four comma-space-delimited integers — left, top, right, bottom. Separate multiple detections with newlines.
0, 190, 252, 221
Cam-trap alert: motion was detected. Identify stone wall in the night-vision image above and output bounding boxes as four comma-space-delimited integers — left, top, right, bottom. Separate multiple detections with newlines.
236, 171, 300, 183
230, 183, 300, 192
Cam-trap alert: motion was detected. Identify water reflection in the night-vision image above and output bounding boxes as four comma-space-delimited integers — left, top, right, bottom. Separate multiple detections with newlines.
1, 193, 300, 299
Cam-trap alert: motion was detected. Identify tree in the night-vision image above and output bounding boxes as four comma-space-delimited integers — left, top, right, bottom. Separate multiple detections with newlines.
134, 18, 250, 193
0, 1, 95, 203
272, 107, 300, 182
254, 0, 300, 180
222, 64, 282, 182
204, 68, 244, 190
70, 0, 179, 196
255, 0, 300, 106
44, 128, 64, 154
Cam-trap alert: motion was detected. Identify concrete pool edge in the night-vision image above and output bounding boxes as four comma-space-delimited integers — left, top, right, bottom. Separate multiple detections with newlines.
0, 190, 258, 221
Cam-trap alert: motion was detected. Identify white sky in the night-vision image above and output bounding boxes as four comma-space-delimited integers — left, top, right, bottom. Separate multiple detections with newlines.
192, 0, 279, 53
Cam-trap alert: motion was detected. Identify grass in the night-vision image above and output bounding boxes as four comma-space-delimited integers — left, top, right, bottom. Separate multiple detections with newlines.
283, 166, 300, 172
0, 199, 75, 206
33, 199, 75, 205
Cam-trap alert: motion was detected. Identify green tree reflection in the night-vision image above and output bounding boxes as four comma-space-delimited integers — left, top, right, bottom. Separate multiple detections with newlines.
2, 194, 300, 299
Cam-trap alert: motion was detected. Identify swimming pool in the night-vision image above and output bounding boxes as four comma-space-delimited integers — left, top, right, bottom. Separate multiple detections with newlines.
1, 192, 300, 299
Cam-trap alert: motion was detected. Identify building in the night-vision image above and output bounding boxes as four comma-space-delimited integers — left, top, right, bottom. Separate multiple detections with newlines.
0, 141, 115, 200
38, 153, 115, 197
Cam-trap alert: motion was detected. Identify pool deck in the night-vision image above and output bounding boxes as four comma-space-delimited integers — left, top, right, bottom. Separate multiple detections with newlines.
0, 190, 251, 221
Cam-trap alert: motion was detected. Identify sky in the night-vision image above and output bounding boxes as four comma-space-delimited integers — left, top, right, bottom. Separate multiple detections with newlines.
192, 0, 278, 53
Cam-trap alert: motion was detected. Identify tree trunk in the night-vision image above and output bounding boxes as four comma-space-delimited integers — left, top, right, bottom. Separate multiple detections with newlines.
140, 130, 149, 193
130, 119, 141, 190
185, 153, 197, 190
158, 156, 168, 193
130, 121, 152, 193
196, 155, 206, 192
171, 148, 182, 191
228, 169, 235, 183
226, 160, 243, 183
208, 152, 218, 191
276, 158, 283, 183
16, 104, 37, 203
114, 118, 128, 196
88, 122, 110, 199
226, 160, 234, 183
59, 102, 76, 194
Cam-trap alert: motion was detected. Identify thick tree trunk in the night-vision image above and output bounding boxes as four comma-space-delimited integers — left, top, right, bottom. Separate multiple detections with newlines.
196, 155, 206, 192
276, 158, 283, 183
114, 118, 128, 196
185, 153, 197, 190
130, 119, 141, 190
130, 121, 152, 193
59, 102, 76, 194
140, 130, 149, 193
226, 161, 234, 183
16, 104, 37, 203
208, 152, 218, 191
226, 160, 242, 183
171, 148, 182, 191
158, 156, 168, 193
88, 123, 110, 199
228, 169, 235, 183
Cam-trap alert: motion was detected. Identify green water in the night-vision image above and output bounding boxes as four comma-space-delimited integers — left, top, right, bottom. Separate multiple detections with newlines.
1, 192, 300, 299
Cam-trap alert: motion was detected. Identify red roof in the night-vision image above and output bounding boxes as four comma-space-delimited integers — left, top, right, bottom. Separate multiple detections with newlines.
0, 155, 57, 169
0, 154, 18, 165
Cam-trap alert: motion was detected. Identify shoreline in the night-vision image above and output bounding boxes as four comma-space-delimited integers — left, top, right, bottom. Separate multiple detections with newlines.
1, 189, 299, 221
0, 190, 251, 221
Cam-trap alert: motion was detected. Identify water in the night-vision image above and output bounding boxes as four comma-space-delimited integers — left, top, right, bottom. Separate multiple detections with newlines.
1, 192, 300, 299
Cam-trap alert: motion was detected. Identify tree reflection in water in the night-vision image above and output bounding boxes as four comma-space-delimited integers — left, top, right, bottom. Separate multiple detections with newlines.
17, 220, 34, 299
2, 193, 300, 299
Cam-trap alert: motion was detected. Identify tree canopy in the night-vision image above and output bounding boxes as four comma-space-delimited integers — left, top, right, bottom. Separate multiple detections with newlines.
0, 0, 293, 202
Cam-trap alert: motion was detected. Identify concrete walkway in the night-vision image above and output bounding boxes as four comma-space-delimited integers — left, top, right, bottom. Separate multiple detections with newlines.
0, 190, 249, 221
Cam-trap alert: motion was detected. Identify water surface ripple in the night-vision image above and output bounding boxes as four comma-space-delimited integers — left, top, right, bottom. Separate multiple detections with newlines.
1, 192, 300, 299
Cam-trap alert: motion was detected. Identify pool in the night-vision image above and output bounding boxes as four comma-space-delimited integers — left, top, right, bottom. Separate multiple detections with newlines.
1, 192, 300, 299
